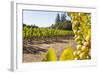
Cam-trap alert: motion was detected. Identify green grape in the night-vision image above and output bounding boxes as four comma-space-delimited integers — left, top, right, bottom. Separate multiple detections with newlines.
76, 45, 82, 50
85, 35, 91, 42
74, 56, 79, 60
81, 46, 89, 53
77, 50, 82, 55
77, 30, 82, 35
83, 42, 89, 47
79, 52, 86, 59
73, 50, 77, 56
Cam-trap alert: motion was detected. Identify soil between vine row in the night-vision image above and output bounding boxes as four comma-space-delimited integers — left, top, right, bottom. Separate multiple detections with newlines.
23, 36, 76, 63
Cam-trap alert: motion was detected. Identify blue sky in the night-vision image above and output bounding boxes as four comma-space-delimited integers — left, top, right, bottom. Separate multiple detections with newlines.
23, 10, 71, 27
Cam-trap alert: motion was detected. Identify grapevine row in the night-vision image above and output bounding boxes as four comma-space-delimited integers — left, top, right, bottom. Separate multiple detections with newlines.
23, 26, 74, 40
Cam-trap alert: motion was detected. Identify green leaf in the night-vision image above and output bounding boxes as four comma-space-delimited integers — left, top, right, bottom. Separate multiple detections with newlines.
46, 48, 57, 61
60, 47, 74, 61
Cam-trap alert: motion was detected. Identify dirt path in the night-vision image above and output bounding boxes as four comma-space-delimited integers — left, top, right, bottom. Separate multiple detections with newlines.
23, 36, 76, 63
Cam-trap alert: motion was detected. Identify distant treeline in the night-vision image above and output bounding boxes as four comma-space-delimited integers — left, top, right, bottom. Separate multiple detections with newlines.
23, 24, 39, 28
23, 12, 72, 30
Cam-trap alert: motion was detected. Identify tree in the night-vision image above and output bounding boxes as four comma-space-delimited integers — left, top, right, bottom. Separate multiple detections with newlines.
61, 13, 66, 22
31, 24, 39, 28
62, 21, 72, 30
60, 13, 72, 30
52, 13, 72, 30
55, 13, 60, 24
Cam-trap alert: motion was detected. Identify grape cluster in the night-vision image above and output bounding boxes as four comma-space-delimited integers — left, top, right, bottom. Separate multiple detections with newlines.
68, 12, 91, 60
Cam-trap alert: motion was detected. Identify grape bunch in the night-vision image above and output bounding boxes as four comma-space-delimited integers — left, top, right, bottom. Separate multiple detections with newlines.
68, 12, 91, 60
